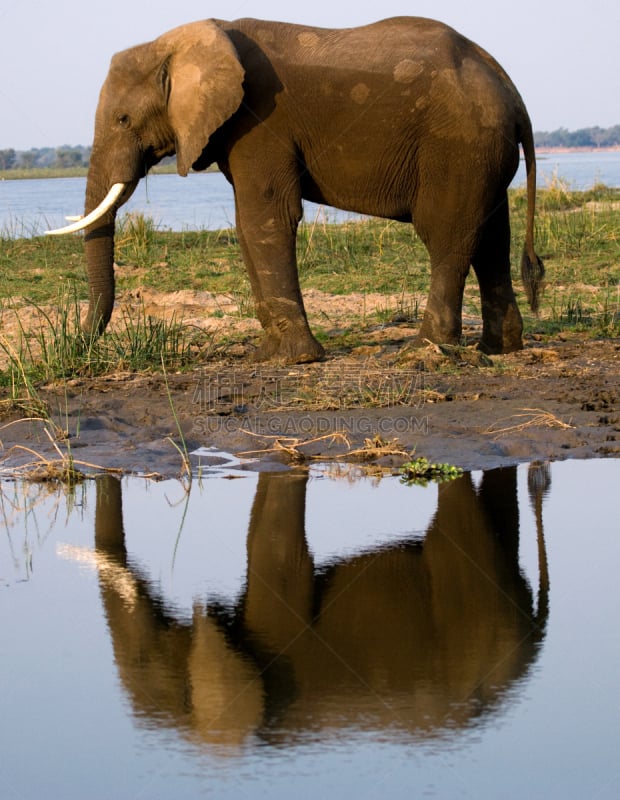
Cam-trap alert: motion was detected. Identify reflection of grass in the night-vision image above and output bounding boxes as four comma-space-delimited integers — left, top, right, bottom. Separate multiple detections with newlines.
0, 479, 88, 584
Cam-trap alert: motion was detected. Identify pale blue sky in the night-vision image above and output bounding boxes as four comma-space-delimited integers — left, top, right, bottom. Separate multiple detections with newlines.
1, 0, 618, 149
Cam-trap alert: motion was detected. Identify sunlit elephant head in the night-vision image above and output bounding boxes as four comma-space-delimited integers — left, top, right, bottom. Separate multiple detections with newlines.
52, 22, 246, 337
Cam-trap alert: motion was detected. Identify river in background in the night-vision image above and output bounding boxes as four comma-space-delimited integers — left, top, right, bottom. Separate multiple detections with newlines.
1, 150, 619, 237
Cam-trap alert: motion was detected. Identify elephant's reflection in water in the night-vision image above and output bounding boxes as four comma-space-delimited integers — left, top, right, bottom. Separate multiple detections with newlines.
90, 468, 549, 752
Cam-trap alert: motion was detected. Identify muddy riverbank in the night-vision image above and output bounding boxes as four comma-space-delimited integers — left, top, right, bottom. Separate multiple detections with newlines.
1, 304, 618, 477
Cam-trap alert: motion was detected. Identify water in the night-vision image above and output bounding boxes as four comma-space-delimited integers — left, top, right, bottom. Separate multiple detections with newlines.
1, 458, 618, 799
1, 150, 619, 237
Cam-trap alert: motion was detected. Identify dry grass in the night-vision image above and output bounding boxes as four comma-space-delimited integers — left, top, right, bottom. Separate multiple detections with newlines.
237, 431, 409, 465
484, 407, 575, 438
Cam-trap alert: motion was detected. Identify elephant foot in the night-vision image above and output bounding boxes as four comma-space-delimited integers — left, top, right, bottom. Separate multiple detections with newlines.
417, 312, 461, 349
479, 336, 523, 355
280, 336, 325, 364
479, 304, 524, 354
253, 330, 325, 364
253, 333, 281, 362
414, 333, 461, 350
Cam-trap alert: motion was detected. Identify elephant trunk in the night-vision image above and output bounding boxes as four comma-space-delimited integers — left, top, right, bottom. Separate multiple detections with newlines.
83, 216, 117, 337
80, 164, 133, 337
46, 174, 133, 337
80, 168, 118, 337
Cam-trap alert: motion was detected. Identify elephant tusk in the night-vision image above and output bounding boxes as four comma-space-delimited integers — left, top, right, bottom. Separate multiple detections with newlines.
45, 183, 126, 235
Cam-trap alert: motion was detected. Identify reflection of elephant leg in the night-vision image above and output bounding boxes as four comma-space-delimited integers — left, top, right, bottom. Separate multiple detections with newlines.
476, 466, 550, 632
476, 466, 520, 560
94, 474, 126, 560
93, 476, 193, 719
243, 473, 314, 655
425, 470, 529, 630
446, 467, 524, 591
93, 475, 264, 747
477, 465, 550, 628
472, 195, 523, 354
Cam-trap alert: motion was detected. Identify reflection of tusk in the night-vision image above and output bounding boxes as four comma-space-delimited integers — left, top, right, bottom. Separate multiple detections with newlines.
45, 183, 126, 235
56, 542, 137, 610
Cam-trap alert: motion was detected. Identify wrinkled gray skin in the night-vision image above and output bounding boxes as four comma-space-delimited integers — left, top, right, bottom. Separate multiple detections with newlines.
80, 17, 544, 362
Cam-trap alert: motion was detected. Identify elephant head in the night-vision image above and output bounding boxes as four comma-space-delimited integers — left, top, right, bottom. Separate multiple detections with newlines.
47, 21, 245, 337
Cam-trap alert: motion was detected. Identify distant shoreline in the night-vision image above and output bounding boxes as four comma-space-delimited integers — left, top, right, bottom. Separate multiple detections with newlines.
536, 146, 620, 153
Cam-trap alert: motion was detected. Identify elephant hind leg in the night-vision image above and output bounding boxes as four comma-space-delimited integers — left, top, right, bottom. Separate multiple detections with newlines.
471, 195, 523, 354
416, 253, 471, 347
412, 199, 473, 347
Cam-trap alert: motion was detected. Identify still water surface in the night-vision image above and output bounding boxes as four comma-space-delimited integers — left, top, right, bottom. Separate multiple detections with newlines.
1, 458, 618, 799
2, 150, 620, 236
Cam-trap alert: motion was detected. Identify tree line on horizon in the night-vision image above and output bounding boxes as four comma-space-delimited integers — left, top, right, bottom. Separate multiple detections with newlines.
0, 145, 91, 171
1, 125, 619, 172
535, 125, 620, 148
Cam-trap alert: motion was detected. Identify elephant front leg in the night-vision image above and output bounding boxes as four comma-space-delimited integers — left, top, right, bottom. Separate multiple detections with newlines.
236, 204, 324, 364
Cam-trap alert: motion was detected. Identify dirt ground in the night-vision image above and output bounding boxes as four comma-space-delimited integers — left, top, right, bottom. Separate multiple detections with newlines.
1, 288, 619, 478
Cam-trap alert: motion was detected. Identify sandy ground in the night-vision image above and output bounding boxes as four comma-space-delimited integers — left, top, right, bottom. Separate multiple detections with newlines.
1, 289, 619, 478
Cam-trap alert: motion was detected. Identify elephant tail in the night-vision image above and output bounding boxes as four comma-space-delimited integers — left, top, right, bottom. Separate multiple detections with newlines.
519, 119, 545, 314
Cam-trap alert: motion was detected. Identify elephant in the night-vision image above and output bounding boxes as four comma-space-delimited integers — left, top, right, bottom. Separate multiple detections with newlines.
48, 17, 544, 362
72, 467, 549, 750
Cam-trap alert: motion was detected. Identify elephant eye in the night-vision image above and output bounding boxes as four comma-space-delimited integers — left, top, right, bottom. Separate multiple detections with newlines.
117, 114, 131, 129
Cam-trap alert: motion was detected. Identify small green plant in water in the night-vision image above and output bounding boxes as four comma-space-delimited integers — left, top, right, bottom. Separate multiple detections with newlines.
399, 456, 463, 486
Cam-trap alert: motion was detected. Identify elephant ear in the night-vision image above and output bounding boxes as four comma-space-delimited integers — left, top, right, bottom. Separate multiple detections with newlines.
159, 21, 245, 176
